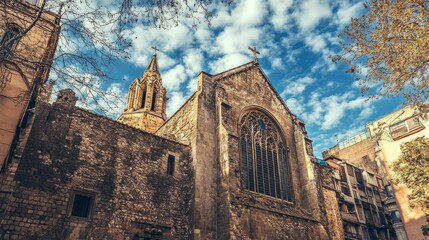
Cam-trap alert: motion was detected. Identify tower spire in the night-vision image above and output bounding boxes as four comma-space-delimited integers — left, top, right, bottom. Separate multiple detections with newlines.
118, 51, 167, 133
145, 53, 159, 73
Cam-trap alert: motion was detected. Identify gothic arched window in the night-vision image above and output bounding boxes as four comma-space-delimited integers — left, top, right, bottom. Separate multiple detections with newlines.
0, 25, 21, 58
240, 110, 293, 202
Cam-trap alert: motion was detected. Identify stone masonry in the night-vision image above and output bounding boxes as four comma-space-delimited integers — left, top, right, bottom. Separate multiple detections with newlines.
0, 89, 194, 239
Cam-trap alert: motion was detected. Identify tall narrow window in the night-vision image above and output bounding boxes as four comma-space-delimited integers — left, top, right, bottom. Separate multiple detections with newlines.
151, 91, 157, 111
239, 110, 293, 202
141, 90, 147, 108
167, 155, 175, 176
0, 25, 21, 58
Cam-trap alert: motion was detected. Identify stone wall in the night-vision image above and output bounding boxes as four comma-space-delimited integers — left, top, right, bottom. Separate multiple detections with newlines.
0, 91, 194, 239
318, 165, 344, 240
156, 92, 198, 146
212, 63, 329, 239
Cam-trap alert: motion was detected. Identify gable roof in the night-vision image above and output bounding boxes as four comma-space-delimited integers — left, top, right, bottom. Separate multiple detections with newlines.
211, 61, 297, 119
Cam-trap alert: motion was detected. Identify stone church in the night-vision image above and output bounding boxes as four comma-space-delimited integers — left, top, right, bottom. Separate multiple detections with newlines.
0, 1, 342, 239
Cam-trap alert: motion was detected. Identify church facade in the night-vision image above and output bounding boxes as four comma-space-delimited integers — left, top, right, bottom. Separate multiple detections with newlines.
0, 1, 344, 239
0, 53, 340, 239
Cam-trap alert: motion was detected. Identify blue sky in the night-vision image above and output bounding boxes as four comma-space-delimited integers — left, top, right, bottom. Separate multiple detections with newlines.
54, 0, 404, 158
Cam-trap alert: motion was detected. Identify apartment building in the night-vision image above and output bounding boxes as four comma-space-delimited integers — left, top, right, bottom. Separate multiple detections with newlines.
324, 106, 428, 239
324, 156, 400, 240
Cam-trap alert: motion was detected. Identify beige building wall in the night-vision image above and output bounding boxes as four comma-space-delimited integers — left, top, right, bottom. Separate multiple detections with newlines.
367, 106, 428, 240
0, 0, 59, 169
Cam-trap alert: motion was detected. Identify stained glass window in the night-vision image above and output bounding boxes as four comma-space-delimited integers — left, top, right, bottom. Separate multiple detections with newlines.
240, 110, 293, 202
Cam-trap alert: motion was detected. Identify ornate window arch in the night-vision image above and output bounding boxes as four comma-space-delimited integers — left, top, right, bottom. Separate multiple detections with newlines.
240, 110, 293, 202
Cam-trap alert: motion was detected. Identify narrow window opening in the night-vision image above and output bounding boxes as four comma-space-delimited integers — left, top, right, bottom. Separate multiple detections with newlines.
141, 90, 147, 108
71, 193, 93, 218
167, 155, 175, 176
151, 91, 157, 111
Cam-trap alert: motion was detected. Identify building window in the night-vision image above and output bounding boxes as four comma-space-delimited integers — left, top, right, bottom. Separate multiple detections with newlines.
240, 110, 293, 201
70, 191, 94, 219
391, 211, 402, 223
151, 91, 157, 111
0, 25, 21, 58
341, 185, 351, 196
389, 116, 424, 140
347, 164, 354, 176
340, 166, 347, 181
141, 90, 147, 108
385, 185, 394, 198
355, 169, 364, 184
167, 155, 175, 176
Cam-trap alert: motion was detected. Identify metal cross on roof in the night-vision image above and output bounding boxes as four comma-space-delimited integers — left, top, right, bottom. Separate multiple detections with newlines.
248, 46, 260, 62
151, 46, 159, 55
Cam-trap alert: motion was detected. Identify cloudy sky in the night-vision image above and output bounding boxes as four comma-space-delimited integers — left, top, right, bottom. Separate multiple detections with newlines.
56, 0, 404, 158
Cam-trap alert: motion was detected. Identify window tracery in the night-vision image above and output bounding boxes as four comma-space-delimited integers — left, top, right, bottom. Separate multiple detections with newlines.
240, 110, 293, 201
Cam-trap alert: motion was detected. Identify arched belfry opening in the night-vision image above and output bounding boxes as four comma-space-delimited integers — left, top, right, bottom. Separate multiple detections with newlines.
239, 109, 294, 202
118, 53, 167, 133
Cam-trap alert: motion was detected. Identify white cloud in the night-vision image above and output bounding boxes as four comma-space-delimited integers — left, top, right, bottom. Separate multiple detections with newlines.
285, 97, 305, 116
126, 24, 191, 67
268, 0, 293, 30
184, 49, 204, 76
335, 1, 364, 26
294, 0, 332, 32
282, 76, 315, 96
305, 34, 327, 53
167, 91, 187, 117
209, 52, 249, 73
163, 64, 187, 91
302, 91, 375, 130
271, 57, 284, 70
212, 0, 268, 28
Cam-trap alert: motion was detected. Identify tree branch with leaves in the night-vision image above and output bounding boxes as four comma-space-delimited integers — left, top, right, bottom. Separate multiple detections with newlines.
336, 0, 429, 112
392, 136, 429, 236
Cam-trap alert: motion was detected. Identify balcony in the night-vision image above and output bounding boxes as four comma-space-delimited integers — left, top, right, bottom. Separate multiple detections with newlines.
383, 196, 396, 205
342, 194, 355, 203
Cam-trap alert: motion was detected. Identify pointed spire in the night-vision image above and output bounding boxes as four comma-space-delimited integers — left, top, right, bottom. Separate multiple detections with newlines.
145, 54, 160, 73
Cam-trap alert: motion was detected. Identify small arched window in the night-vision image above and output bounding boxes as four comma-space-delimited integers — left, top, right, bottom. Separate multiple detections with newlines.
151, 91, 157, 111
0, 25, 21, 58
240, 110, 293, 202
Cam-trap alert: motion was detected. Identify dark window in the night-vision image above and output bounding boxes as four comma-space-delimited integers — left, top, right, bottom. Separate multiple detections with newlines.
341, 185, 350, 196
391, 211, 402, 223
240, 110, 293, 201
167, 155, 175, 176
340, 166, 347, 181
151, 91, 157, 111
386, 185, 394, 198
355, 169, 364, 184
0, 25, 21, 58
71, 193, 93, 218
141, 90, 147, 108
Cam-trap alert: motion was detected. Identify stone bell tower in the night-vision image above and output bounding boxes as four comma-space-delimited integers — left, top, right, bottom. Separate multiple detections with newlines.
118, 53, 167, 133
